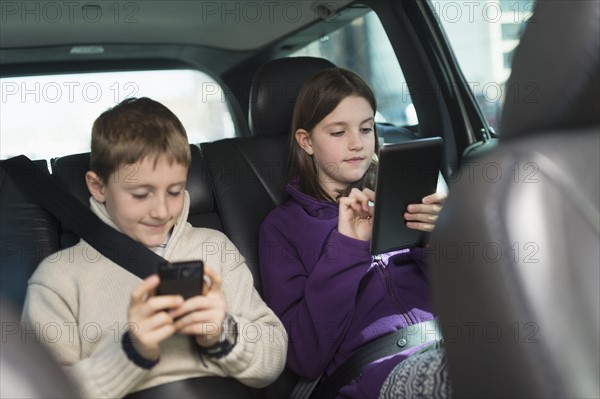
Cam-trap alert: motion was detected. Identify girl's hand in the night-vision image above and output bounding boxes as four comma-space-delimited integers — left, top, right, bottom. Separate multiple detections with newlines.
338, 188, 375, 241
128, 274, 184, 360
169, 266, 228, 348
404, 191, 447, 232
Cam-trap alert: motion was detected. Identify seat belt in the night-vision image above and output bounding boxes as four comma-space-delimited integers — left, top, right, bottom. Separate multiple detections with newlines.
1, 155, 168, 278
292, 320, 441, 399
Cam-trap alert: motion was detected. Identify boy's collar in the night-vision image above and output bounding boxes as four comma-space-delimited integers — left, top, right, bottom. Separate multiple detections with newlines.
89, 196, 120, 231
149, 231, 171, 257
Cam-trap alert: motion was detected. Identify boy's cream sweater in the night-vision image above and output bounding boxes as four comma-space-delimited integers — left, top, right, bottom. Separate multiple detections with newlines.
22, 192, 287, 398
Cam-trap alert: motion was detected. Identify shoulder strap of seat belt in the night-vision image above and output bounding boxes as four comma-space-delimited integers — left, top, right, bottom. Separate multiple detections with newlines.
1, 155, 168, 279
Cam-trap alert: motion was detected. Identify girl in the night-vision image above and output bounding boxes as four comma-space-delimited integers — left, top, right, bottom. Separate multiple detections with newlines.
258, 68, 449, 398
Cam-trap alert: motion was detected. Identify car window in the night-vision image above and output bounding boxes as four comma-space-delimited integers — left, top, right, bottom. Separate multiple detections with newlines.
289, 10, 418, 128
0, 69, 235, 161
430, 0, 531, 131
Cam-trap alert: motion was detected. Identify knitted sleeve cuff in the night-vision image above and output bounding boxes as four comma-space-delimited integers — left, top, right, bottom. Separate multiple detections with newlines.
121, 330, 160, 369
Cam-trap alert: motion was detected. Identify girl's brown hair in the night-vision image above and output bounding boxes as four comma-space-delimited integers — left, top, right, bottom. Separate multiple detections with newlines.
289, 68, 380, 202
90, 97, 191, 182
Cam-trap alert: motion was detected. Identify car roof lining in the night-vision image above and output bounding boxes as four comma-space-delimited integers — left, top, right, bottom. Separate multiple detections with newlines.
0, 1, 356, 51
0, 3, 370, 78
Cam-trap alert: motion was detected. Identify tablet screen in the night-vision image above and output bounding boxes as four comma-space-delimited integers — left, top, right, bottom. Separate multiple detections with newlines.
370, 137, 443, 255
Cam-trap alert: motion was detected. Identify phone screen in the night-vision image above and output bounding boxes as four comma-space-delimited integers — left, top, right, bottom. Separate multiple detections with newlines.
156, 260, 204, 299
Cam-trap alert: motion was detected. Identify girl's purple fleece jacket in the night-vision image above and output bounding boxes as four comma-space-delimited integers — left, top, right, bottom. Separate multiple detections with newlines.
259, 181, 436, 398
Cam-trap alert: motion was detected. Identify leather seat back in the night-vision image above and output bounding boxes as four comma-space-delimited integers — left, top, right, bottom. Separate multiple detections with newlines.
430, 1, 600, 397
0, 160, 60, 311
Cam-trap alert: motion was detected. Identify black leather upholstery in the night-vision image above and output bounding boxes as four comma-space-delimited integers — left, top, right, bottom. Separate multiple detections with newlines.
185, 145, 223, 231
203, 134, 289, 292
0, 160, 60, 312
430, 1, 600, 398
500, 2, 600, 139
248, 57, 336, 137
49, 153, 91, 248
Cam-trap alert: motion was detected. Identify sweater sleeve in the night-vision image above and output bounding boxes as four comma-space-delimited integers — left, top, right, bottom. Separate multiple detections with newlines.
22, 278, 148, 398
200, 233, 287, 388
259, 222, 373, 379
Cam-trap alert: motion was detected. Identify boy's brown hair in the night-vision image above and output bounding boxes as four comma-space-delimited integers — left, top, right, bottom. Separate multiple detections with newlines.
289, 68, 380, 202
90, 97, 191, 181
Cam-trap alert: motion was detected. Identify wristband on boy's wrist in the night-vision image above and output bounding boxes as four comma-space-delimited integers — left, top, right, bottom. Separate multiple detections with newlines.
196, 313, 238, 358
122, 330, 159, 369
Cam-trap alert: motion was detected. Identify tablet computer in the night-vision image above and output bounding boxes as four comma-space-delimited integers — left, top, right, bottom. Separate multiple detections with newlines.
370, 137, 444, 255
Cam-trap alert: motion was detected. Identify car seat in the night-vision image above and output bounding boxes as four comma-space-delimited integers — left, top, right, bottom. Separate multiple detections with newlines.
429, 1, 600, 397
0, 160, 60, 312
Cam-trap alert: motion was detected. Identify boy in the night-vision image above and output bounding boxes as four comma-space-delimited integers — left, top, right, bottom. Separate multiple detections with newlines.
21, 97, 287, 398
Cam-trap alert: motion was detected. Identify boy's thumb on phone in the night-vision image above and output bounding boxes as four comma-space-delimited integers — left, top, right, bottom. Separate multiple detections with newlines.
203, 265, 222, 291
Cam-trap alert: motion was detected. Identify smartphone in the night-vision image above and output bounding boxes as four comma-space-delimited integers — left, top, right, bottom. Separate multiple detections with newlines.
156, 260, 204, 299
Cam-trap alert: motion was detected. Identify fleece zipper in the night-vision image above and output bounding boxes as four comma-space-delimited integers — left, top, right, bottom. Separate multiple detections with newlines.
373, 255, 416, 326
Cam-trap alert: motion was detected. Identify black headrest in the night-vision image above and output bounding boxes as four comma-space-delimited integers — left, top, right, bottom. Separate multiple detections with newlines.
52, 144, 214, 216
51, 153, 91, 208
186, 144, 215, 215
500, 0, 600, 139
0, 159, 60, 311
248, 57, 336, 137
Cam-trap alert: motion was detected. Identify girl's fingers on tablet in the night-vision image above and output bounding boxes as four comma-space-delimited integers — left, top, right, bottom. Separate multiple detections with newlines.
422, 191, 447, 205
407, 203, 442, 215
404, 212, 438, 223
406, 221, 435, 232
348, 188, 370, 211
362, 188, 375, 202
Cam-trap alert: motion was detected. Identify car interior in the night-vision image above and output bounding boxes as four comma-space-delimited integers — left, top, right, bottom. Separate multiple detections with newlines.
1, 0, 598, 398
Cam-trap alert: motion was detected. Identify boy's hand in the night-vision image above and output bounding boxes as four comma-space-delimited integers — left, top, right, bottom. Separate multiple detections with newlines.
128, 274, 184, 360
338, 188, 375, 241
170, 266, 228, 348
404, 191, 447, 232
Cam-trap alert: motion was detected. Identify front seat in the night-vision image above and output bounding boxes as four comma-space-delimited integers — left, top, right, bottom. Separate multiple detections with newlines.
430, 1, 599, 398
